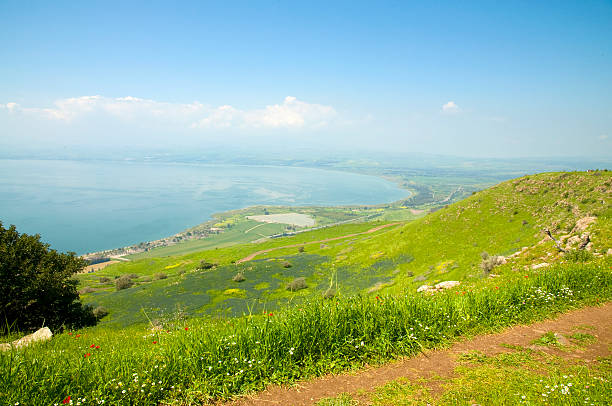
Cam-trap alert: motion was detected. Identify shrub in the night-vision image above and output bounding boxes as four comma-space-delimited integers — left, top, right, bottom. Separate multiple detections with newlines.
126, 273, 140, 279
99, 277, 111, 283
286, 277, 308, 292
282, 261, 292, 268
154, 272, 168, 280
298, 246, 305, 253
78, 287, 95, 294
323, 287, 336, 299
115, 275, 134, 290
480, 252, 505, 274
92, 306, 109, 319
198, 261, 215, 270
232, 272, 246, 282
0, 222, 96, 332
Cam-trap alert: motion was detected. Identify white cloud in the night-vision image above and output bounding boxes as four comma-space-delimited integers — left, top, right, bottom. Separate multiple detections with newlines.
192, 96, 337, 129
442, 101, 460, 114
1, 102, 19, 113
598, 134, 609, 140
6, 95, 337, 130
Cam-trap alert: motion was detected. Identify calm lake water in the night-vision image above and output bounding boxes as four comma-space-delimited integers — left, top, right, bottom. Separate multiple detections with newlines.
0, 159, 408, 254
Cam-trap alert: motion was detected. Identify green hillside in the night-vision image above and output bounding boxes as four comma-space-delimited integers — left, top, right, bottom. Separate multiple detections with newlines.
77, 171, 611, 326
3, 170, 611, 405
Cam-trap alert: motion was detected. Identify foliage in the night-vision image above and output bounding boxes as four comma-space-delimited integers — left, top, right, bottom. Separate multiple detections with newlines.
287, 277, 308, 292
92, 306, 109, 320
115, 275, 134, 291
153, 272, 167, 280
0, 222, 95, 332
232, 272, 246, 282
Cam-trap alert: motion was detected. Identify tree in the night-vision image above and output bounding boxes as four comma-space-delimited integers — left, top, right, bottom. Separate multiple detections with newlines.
0, 222, 96, 333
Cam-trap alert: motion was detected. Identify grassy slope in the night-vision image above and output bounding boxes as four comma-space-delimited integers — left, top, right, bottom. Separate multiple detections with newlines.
77, 171, 612, 326
2, 171, 611, 405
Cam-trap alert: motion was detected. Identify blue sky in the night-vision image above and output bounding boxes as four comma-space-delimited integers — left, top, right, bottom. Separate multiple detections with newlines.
1, 0, 611, 158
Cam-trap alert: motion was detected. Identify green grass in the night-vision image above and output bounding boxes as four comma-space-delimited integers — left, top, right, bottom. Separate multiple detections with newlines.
2, 259, 610, 405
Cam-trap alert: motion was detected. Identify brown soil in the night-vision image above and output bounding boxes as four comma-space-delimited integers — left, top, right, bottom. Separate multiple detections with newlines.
236, 223, 401, 264
228, 303, 612, 406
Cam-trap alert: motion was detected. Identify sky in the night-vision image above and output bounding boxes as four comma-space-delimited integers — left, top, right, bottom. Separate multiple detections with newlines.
1, 0, 611, 158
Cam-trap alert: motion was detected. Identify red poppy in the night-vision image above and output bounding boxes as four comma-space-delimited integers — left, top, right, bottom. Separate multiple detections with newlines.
495, 286, 499, 289
375, 296, 380, 300
268, 312, 273, 316
75, 334, 81, 338
90, 344, 95, 348
153, 341, 157, 344
524, 275, 529, 278
184, 327, 189, 331
62, 396, 71, 404
95, 345, 100, 349
84, 352, 91, 358
68, 332, 73, 336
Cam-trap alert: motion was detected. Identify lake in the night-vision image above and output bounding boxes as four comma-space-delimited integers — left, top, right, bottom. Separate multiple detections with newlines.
0, 159, 408, 254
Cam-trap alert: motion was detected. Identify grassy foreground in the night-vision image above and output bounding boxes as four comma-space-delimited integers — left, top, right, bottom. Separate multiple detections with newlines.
1, 258, 610, 405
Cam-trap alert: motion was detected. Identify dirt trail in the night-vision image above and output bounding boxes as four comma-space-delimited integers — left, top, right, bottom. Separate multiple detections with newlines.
235, 222, 401, 264
230, 303, 612, 406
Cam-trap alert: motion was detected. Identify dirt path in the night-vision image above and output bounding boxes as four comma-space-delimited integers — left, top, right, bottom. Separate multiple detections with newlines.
230, 303, 612, 405
236, 222, 401, 264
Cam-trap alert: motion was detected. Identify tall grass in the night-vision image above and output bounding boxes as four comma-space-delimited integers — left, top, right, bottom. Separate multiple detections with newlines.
1, 260, 610, 405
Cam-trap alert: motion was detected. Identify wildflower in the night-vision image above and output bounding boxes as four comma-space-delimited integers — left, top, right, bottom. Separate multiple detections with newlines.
268, 312, 273, 316
68, 332, 73, 336
75, 334, 81, 338
153, 341, 157, 344
90, 344, 95, 348
524, 275, 528, 278
95, 345, 100, 349
84, 352, 91, 358
184, 327, 189, 331
62, 396, 71, 404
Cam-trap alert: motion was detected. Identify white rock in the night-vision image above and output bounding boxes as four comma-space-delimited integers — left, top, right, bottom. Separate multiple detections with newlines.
435, 281, 461, 290
417, 285, 432, 293
1, 327, 53, 351
531, 262, 549, 270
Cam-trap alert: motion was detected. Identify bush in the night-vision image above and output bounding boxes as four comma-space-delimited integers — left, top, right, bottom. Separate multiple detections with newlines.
198, 261, 215, 270
298, 246, 305, 253
323, 287, 336, 299
99, 277, 111, 283
92, 306, 109, 319
0, 222, 96, 332
115, 275, 134, 290
282, 261, 292, 268
232, 272, 246, 282
286, 277, 308, 292
480, 252, 505, 274
126, 273, 140, 279
154, 272, 168, 280
78, 287, 95, 295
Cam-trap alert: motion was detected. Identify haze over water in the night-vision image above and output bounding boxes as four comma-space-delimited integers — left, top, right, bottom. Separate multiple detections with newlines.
0, 159, 408, 254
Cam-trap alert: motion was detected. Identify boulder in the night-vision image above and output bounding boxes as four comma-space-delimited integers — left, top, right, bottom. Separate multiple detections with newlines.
417, 285, 432, 293
531, 262, 549, 270
435, 281, 460, 290
0, 327, 53, 351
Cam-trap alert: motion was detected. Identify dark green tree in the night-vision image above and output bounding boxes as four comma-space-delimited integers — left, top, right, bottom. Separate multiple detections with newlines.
0, 222, 96, 333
